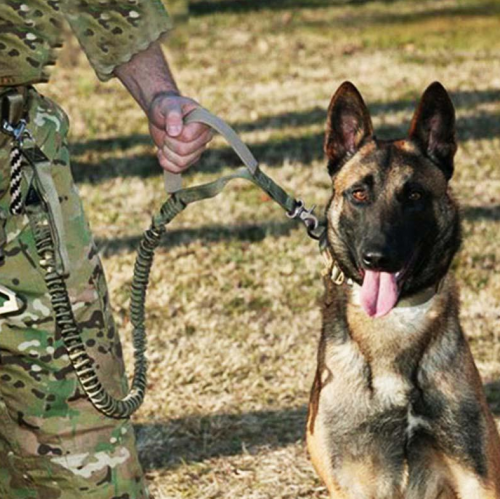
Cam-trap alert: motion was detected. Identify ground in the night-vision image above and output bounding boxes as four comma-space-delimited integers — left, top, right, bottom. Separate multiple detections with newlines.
41, 0, 500, 497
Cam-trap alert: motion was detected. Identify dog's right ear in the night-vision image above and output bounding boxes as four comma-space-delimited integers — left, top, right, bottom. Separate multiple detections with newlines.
324, 82, 374, 176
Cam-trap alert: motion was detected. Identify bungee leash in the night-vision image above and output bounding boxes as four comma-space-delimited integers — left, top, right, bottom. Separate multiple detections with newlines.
2, 99, 326, 418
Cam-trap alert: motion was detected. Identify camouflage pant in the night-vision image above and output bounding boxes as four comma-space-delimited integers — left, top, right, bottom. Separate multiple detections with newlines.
0, 89, 149, 498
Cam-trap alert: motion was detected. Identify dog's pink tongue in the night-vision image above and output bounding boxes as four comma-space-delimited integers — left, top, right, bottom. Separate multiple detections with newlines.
360, 271, 398, 318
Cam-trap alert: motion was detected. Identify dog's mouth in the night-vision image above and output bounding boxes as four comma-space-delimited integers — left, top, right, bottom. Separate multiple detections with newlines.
355, 245, 422, 318
358, 269, 404, 318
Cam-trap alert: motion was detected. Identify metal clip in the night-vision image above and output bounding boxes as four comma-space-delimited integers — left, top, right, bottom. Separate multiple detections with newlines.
2, 119, 29, 145
286, 199, 320, 239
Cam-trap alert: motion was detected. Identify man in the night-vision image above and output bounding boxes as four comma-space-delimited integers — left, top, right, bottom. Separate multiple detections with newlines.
0, 1, 210, 497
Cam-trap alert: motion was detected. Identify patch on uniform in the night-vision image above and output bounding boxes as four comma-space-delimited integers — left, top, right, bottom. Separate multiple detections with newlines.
0, 284, 21, 315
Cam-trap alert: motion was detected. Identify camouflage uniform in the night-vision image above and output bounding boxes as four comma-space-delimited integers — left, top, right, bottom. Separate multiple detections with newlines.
0, 1, 172, 498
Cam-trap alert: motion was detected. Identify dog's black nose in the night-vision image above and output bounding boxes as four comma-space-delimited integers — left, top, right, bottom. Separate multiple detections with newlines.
362, 250, 391, 270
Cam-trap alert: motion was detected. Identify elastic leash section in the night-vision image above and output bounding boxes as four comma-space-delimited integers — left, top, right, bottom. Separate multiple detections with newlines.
4, 101, 325, 419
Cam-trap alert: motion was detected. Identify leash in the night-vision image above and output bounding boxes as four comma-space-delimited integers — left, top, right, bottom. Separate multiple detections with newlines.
162, 108, 324, 240
1, 96, 326, 418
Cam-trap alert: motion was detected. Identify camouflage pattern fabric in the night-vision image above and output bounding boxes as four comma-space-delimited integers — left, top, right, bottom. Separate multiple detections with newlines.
0, 89, 149, 498
0, 0, 172, 86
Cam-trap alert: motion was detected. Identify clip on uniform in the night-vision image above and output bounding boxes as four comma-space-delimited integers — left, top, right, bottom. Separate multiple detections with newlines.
1, 89, 70, 278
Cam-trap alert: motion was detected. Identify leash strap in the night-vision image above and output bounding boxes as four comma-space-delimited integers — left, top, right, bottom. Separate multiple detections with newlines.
162, 108, 325, 239
184, 108, 259, 173
164, 107, 258, 193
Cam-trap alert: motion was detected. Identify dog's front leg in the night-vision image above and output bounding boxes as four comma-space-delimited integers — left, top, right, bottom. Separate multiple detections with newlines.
412, 330, 500, 499
307, 362, 406, 499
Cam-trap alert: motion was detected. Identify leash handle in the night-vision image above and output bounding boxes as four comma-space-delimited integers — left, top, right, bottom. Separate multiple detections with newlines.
163, 170, 182, 194
163, 107, 259, 194
184, 107, 259, 173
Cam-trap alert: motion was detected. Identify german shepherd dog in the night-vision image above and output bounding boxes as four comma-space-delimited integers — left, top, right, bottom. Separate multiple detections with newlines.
307, 82, 500, 498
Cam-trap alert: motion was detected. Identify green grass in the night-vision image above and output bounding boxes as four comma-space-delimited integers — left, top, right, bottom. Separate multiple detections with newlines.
42, 0, 500, 496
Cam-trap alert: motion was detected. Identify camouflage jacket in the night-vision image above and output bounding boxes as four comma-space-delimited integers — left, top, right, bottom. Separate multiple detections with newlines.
0, 0, 172, 86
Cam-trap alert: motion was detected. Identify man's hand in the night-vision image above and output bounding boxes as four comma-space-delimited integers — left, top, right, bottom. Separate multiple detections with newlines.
114, 42, 212, 173
148, 93, 213, 173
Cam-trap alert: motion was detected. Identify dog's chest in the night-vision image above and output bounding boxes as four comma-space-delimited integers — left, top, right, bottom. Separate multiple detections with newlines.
322, 295, 437, 413
346, 290, 436, 364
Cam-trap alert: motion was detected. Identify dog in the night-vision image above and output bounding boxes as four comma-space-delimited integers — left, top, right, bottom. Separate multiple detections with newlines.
306, 81, 500, 498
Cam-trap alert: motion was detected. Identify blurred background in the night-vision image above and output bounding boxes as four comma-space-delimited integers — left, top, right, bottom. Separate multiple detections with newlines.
43, 0, 500, 497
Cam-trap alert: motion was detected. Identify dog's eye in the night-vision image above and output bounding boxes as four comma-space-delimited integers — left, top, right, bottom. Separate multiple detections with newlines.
407, 190, 422, 202
352, 189, 369, 203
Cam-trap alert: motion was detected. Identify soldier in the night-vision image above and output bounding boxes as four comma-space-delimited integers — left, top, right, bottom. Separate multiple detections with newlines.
0, 1, 211, 497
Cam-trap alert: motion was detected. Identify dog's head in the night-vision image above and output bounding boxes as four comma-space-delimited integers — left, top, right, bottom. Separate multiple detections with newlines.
324, 81, 461, 318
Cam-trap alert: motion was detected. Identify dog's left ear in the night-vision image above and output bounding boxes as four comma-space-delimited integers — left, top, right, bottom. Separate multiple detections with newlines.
324, 81, 374, 176
409, 82, 457, 180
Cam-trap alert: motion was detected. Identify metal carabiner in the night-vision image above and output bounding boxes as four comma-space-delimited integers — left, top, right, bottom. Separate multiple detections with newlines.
2, 118, 29, 145
286, 199, 322, 239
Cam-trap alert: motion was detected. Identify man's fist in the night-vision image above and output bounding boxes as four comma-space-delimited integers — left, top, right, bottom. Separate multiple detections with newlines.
148, 92, 213, 173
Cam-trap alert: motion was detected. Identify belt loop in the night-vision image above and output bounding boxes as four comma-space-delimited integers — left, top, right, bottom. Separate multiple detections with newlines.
1, 87, 26, 148
1, 87, 27, 128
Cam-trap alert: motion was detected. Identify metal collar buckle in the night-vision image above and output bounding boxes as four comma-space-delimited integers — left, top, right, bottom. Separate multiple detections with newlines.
287, 199, 320, 239
331, 265, 345, 285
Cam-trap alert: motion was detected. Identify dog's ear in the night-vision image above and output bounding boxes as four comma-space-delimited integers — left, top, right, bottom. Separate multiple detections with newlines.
409, 82, 457, 180
324, 81, 374, 176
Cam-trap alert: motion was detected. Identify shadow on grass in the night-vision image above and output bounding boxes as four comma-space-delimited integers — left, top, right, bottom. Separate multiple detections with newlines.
134, 405, 308, 471
95, 219, 299, 257
70, 131, 325, 184
135, 377, 500, 471
95, 205, 499, 258
351, 1, 500, 27
70, 107, 500, 184
190, 0, 356, 16
188, 0, 492, 17
462, 205, 500, 222
70, 87, 500, 154
234, 88, 500, 133
484, 381, 500, 416
70, 88, 500, 185
189, 0, 500, 22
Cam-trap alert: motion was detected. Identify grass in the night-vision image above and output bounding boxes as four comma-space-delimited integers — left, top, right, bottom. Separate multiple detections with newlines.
41, 0, 500, 496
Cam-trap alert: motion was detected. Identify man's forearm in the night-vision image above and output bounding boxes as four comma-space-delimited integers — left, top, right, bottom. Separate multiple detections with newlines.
114, 42, 180, 113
